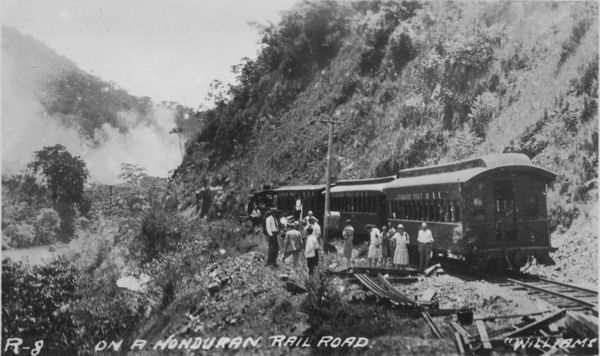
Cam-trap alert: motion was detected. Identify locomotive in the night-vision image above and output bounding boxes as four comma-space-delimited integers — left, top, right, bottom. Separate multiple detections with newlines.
249, 153, 556, 269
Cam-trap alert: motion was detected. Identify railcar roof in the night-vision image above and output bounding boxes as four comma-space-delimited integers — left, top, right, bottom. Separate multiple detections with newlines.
329, 182, 389, 193
386, 159, 556, 190
384, 167, 487, 189
334, 175, 396, 186
273, 184, 325, 191
396, 153, 533, 178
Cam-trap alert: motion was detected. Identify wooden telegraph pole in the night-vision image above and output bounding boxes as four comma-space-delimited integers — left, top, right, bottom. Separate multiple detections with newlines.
311, 111, 340, 252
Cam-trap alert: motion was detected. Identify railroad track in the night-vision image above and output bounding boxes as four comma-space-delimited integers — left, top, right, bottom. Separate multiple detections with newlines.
501, 277, 598, 315
437, 258, 598, 315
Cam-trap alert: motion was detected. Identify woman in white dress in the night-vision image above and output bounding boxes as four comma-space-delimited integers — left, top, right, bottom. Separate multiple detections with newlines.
392, 224, 410, 269
367, 225, 382, 267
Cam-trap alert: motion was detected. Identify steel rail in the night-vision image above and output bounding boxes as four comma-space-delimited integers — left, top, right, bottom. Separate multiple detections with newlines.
534, 277, 598, 295
506, 278, 597, 309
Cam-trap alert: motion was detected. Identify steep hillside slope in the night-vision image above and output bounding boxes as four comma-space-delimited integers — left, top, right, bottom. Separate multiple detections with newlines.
175, 1, 597, 222
173, 1, 597, 281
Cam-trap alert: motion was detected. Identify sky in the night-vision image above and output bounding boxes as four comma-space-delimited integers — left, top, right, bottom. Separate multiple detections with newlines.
2, 0, 299, 109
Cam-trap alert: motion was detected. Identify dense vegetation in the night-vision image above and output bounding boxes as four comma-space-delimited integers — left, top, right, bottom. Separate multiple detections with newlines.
2, 1, 598, 354
175, 0, 597, 235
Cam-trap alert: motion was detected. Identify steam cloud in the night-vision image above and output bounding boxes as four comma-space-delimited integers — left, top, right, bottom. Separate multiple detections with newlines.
2, 62, 183, 185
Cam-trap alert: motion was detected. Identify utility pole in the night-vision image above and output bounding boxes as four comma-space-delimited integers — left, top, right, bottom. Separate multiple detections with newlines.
311, 112, 340, 252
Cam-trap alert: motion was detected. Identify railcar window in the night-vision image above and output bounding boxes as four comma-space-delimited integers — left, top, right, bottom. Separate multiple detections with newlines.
455, 202, 461, 221
525, 195, 538, 218
472, 197, 485, 222
444, 202, 450, 222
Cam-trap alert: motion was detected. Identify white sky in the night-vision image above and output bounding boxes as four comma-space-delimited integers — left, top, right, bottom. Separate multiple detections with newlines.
2, 0, 299, 108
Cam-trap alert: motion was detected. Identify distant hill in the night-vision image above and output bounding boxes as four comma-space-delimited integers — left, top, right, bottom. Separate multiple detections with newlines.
2, 25, 156, 142
2, 26, 194, 181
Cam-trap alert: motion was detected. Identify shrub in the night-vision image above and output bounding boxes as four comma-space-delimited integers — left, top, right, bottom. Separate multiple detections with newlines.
131, 208, 184, 263
34, 208, 61, 244
387, 27, 417, 74
2, 258, 82, 354
301, 273, 403, 353
3, 223, 35, 248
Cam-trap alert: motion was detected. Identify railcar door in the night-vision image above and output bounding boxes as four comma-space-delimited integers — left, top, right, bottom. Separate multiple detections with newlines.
493, 180, 517, 241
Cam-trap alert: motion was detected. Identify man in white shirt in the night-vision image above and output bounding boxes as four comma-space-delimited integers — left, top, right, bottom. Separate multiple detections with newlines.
417, 222, 434, 273
304, 226, 319, 275
265, 210, 279, 267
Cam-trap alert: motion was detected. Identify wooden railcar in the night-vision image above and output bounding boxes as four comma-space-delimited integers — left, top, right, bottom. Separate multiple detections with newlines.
273, 184, 325, 221
383, 153, 556, 269
247, 187, 276, 215
328, 176, 396, 241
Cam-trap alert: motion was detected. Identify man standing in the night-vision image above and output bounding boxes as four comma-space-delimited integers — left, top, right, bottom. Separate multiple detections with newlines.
308, 218, 321, 239
265, 210, 279, 268
304, 227, 319, 275
417, 222, 434, 273
283, 223, 303, 269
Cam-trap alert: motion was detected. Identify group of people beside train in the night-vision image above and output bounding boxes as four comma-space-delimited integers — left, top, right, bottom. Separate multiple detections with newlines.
261, 207, 323, 275
252, 202, 436, 275
364, 221, 434, 273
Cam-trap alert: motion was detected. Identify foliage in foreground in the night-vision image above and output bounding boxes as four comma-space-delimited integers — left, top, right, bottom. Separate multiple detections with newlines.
1, 258, 146, 354
301, 273, 406, 354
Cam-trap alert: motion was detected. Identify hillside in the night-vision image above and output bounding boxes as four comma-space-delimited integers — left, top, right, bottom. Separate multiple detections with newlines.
174, 1, 598, 280
2, 26, 189, 182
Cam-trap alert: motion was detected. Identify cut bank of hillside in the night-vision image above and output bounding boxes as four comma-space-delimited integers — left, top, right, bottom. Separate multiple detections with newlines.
173, 1, 598, 282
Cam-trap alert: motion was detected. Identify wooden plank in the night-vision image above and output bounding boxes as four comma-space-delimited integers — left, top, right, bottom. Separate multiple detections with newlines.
493, 309, 566, 341
475, 310, 554, 321
449, 321, 473, 351
453, 332, 465, 354
475, 320, 492, 350
419, 288, 437, 303
564, 311, 598, 338
424, 263, 441, 276
450, 321, 473, 340
422, 311, 444, 339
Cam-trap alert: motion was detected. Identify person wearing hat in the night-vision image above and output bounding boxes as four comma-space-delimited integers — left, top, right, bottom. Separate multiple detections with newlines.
391, 224, 410, 269
304, 226, 320, 275
342, 219, 354, 268
265, 210, 279, 267
417, 222, 434, 273
366, 224, 382, 267
283, 222, 303, 269
302, 210, 318, 224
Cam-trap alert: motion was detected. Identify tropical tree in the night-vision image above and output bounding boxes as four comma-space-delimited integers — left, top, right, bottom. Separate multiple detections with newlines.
28, 144, 89, 239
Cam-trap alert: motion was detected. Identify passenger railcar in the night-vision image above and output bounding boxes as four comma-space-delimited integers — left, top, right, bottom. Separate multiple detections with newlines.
247, 186, 276, 215
383, 153, 556, 269
273, 185, 325, 221
328, 176, 396, 241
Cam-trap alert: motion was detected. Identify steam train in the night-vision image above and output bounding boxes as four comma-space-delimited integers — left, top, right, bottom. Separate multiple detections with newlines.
248, 153, 556, 269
